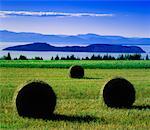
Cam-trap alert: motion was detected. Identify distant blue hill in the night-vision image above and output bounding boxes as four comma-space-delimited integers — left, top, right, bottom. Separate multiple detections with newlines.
0, 30, 150, 45
3, 42, 145, 53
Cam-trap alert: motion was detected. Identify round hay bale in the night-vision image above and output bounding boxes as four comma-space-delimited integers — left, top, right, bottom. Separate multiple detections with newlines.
15, 80, 56, 119
69, 65, 84, 78
102, 77, 135, 108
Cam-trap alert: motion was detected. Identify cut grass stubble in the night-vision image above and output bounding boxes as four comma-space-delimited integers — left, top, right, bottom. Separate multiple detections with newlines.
0, 67, 150, 129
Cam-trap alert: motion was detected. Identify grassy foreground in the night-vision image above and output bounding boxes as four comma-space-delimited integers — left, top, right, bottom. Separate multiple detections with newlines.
0, 67, 150, 129
0, 60, 150, 69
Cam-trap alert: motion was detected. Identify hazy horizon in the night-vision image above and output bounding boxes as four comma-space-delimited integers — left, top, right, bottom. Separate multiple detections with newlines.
1, 29, 150, 39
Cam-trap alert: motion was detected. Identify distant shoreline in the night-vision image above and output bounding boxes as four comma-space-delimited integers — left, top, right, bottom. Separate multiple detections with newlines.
3, 43, 145, 53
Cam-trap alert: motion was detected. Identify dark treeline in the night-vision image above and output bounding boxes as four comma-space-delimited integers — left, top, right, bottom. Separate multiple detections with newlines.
0, 53, 149, 60
51, 54, 149, 60
0, 53, 43, 60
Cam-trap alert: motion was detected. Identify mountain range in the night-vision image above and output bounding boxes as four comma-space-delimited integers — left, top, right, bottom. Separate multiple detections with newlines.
0, 30, 150, 45
3, 42, 145, 53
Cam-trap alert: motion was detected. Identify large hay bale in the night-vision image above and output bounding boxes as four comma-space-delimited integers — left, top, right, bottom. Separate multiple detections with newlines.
15, 80, 56, 119
69, 65, 84, 78
102, 77, 135, 108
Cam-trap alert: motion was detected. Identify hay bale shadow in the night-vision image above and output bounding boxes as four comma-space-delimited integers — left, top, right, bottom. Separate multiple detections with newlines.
49, 114, 98, 123
102, 77, 136, 108
15, 80, 57, 119
84, 77, 102, 80
69, 65, 84, 78
130, 105, 150, 110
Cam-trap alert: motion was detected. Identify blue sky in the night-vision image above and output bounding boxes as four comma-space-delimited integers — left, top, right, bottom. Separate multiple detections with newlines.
0, 0, 150, 37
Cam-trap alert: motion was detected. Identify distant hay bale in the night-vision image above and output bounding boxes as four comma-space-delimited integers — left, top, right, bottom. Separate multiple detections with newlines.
69, 65, 84, 78
15, 80, 56, 119
102, 77, 135, 108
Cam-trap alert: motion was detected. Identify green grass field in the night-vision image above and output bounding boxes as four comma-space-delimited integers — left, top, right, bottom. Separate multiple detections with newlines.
0, 60, 150, 69
0, 61, 150, 129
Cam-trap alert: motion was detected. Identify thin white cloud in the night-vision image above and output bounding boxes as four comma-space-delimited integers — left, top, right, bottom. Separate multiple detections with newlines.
0, 11, 114, 18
